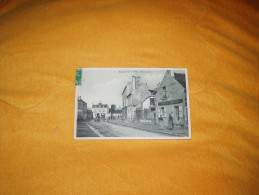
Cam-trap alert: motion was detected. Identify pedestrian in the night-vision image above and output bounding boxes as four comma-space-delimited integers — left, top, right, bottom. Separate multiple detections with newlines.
168, 114, 173, 130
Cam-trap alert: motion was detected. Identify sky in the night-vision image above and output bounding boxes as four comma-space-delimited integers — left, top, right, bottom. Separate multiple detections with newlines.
76, 68, 185, 109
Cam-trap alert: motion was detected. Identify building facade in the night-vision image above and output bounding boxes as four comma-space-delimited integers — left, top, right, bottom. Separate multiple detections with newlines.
77, 96, 87, 120
135, 90, 156, 121
92, 102, 109, 119
122, 76, 155, 121
155, 70, 188, 128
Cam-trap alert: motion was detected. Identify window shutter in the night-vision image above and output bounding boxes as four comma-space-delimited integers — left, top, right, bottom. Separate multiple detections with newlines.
179, 106, 183, 118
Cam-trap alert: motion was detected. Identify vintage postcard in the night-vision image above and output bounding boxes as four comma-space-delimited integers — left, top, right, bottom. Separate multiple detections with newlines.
74, 68, 191, 139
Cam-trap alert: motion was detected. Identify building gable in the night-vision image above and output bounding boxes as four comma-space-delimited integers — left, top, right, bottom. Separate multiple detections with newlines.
156, 70, 184, 103
132, 83, 151, 106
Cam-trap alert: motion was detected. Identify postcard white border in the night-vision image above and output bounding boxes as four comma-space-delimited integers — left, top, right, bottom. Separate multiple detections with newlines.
74, 68, 191, 140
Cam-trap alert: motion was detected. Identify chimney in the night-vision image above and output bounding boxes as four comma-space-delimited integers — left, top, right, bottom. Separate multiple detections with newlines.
172, 70, 175, 77
132, 76, 136, 90
166, 70, 175, 77
135, 76, 141, 89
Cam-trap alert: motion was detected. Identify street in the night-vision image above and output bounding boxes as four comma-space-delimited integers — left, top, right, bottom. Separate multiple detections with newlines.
76, 121, 99, 137
76, 121, 168, 137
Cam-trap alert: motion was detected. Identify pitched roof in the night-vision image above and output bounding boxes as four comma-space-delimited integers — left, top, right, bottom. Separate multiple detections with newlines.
174, 73, 186, 89
92, 103, 108, 108
78, 99, 87, 105
122, 82, 133, 96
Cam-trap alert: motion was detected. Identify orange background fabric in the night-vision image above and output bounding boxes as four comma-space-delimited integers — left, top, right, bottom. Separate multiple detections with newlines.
0, 0, 258, 194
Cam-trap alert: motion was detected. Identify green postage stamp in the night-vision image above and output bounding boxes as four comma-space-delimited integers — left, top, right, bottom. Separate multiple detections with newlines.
75, 69, 82, 86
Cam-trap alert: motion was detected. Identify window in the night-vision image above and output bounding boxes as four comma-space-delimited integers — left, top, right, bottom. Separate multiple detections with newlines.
150, 98, 155, 106
161, 107, 164, 116
150, 98, 155, 111
159, 107, 166, 117
162, 86, 167, 98
175, 106, 179, 120
179, 106, 183, 118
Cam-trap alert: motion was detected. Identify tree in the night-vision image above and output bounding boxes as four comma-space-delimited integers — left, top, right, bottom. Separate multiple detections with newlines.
111, 104, 116, 114
87, 109, 93, 120
111, 104, 116, 119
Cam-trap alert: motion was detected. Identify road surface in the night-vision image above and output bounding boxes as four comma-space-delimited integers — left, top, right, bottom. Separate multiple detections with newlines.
76, 121, 169, 137
85, 121, 168, 137
76, 121, 99, 137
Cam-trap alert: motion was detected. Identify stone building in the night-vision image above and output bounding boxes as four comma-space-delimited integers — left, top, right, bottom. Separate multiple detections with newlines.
155, 70, 188, 128
122, 76, 155, 121
92, 102, 109, 119
77, 96, 87, 120
135, 90, 156, 121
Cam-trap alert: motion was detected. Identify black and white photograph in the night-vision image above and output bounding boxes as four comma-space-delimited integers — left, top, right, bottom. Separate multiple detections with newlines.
74, 68, 191, 139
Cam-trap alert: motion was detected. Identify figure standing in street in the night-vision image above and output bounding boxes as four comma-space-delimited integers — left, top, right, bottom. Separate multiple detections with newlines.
168, 114, 173, 130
